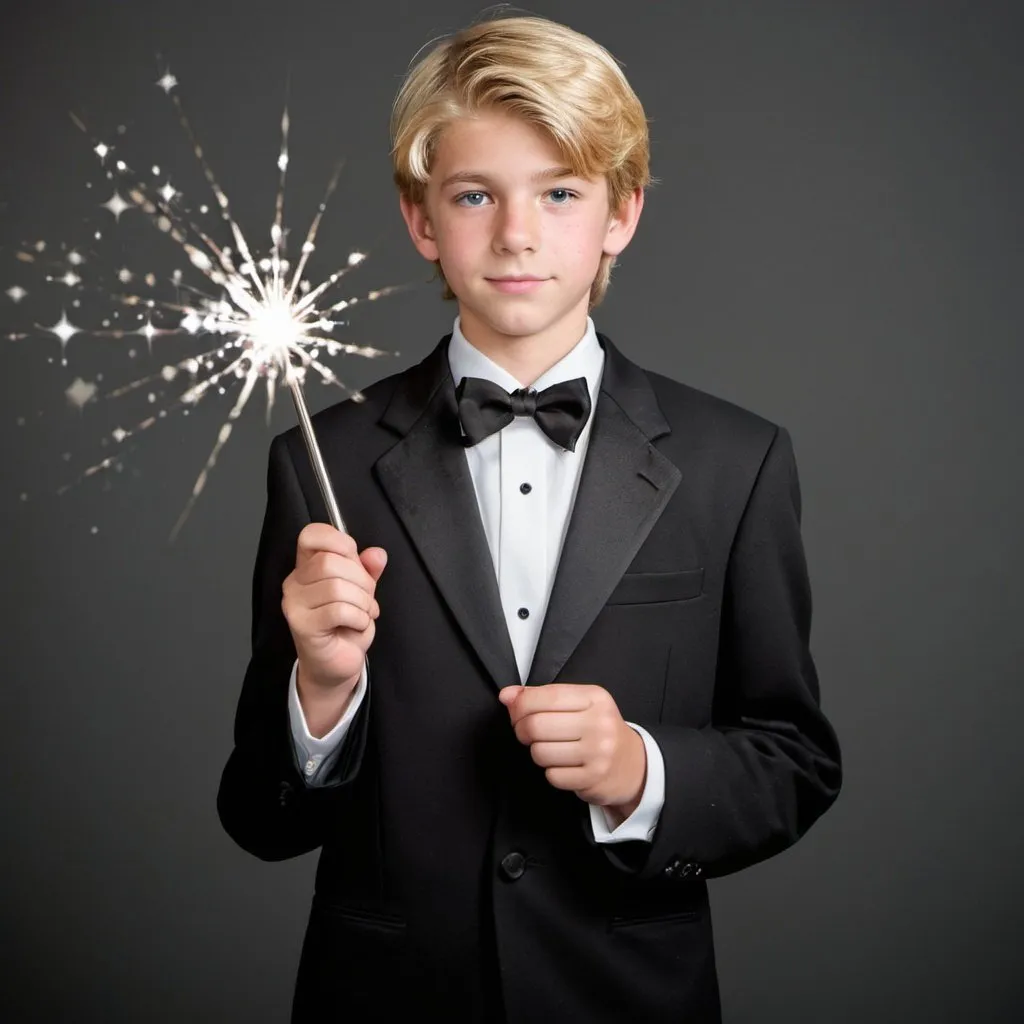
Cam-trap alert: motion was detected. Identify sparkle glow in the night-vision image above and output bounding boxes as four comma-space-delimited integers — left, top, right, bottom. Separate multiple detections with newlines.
7, 67, 415, 539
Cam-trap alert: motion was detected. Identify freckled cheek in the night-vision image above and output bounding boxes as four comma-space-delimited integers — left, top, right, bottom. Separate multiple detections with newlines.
441, 225, 493, 274
559, 231, 602, 270
435, 244, 481, 286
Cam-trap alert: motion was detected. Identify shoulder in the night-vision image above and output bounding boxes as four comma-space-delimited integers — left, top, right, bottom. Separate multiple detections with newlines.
642, 366, 782, 454
637, 367, 802, 513
271, 364, 406, 458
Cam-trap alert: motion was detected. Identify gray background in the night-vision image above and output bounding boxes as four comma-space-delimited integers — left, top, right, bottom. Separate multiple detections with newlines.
2, 1, 1021, 1020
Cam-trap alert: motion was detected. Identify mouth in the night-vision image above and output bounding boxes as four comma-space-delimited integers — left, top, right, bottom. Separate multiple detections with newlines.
486, 276, 549, 293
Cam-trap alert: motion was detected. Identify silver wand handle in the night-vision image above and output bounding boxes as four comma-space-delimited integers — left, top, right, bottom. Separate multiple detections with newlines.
288, 375, 347, 534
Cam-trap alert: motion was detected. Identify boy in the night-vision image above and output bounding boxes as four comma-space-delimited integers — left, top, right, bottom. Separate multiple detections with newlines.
218, 14, 842, 1023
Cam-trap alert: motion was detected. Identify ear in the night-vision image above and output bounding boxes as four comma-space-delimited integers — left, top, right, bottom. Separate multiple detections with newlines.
603, 186, 645, 258
399, 193, 440, 262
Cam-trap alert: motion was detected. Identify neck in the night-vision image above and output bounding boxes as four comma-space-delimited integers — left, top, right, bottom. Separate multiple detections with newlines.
457, 307, 590, 387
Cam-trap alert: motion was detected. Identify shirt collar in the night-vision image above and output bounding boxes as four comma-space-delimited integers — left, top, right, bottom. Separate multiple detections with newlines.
447, 315, 604, 402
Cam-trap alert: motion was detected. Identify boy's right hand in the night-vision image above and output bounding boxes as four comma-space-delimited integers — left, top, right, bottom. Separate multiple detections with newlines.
282, 523, 387, 693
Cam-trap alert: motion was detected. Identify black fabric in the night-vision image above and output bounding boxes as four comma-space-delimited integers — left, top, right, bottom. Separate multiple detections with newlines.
218, 331, 843, 1023
455, 374, 592, 451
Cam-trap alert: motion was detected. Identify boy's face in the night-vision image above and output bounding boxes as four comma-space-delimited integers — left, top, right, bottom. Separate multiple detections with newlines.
400, 110, 643, 355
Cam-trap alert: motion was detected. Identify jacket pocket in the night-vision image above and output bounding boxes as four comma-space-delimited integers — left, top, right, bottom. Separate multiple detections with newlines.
608, 908, 700, 930
311, 894, 407, 931
605, 568, 704, 605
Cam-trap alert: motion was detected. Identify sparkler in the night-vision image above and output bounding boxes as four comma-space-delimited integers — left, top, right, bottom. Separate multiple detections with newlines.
6, 67, 415, 540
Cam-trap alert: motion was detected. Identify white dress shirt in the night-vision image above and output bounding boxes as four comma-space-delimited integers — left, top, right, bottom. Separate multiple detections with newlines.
287, 316, 666, 843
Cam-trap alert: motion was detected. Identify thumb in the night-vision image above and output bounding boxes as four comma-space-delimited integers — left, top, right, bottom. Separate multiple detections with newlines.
361, 547, 388, 580
498, 685, 524, 706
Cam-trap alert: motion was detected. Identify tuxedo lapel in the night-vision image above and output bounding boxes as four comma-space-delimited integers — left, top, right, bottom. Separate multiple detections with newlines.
524, 335, 680, 686
372, 331, 680, 693
373, 336, 520, 691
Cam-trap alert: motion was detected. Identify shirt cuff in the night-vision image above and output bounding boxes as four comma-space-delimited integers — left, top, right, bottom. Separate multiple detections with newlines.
288, 658, 368, 786
589, 722, 665, 844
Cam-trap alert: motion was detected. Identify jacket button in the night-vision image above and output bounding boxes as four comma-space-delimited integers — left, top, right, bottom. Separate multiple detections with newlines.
278, 781, 294, 807
663, 858, 682, 878
679, 862, 703, 880
499, 851, 527, 881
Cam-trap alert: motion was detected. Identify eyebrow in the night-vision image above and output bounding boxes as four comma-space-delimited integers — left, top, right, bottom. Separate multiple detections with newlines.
439, 166, 578, 190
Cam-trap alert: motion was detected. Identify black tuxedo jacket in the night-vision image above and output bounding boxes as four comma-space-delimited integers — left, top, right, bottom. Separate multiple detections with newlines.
217, 331, 842, 1023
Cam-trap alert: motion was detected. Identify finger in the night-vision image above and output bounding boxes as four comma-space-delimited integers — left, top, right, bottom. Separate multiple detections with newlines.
293, 551, 375, 592
296, 523, 358, 565
527, 740, 585, 768
542, 766, 591, 792
295, 577, 376, 615
360, 547, 389, 582
513, 711, 584, 745
506, 683, 592, 726
306, 601, 375, 636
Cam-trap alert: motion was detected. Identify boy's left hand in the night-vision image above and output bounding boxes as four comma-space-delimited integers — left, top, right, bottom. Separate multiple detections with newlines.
498, 684, 647, 818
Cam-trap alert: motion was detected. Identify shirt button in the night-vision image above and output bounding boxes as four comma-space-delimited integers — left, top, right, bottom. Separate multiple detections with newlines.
519, 482, 532, 494
304, 754, 324, 777
517, 607, 529, 619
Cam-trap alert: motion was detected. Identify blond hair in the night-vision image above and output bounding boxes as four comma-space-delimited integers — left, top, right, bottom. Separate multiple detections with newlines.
390, 13, 653, 308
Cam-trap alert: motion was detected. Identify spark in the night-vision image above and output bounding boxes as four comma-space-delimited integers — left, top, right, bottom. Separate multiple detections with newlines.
10, 68, 417, 540
65, 377, 98, 408
46, 310, 79, 351
101, 191, 131, 220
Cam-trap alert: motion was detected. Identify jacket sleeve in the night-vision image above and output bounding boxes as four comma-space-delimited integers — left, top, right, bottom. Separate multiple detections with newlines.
591, 425, 843, 882
216, 431, 371, 862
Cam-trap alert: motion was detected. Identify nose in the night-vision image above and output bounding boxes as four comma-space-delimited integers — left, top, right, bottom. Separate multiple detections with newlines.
492, 196, 539, 256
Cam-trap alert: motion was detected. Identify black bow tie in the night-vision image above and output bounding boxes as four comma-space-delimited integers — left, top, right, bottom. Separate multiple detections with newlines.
455, 375, 592, 452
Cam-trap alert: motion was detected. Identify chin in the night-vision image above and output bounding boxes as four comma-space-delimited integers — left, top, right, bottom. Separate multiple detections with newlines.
461, 300, 544, 337
484, 311, 556, 338
477, 301, 586, 336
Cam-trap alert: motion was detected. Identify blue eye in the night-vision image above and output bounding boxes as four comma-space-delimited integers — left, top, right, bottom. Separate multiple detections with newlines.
453, 188, 579, 207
